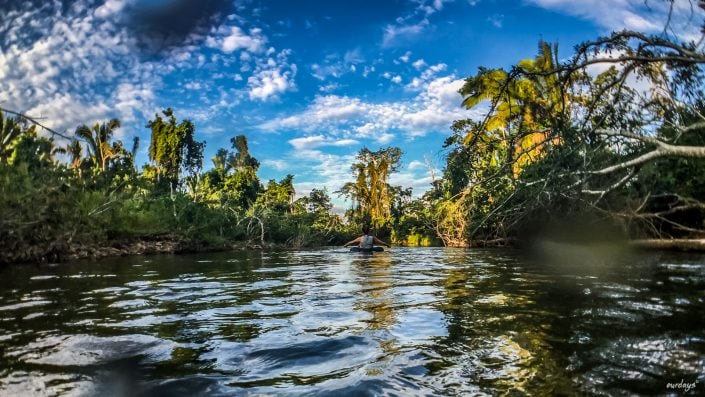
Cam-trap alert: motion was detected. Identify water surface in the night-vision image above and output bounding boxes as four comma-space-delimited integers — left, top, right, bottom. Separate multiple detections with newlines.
0, 247, 703, 395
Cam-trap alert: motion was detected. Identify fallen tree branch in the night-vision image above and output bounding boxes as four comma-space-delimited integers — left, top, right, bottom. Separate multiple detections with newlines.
0, 106, 73, 141
630, 239, 705, 251
590, 143, 705, 175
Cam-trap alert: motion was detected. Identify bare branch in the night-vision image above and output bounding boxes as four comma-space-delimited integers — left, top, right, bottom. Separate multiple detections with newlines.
582, 168, 636, 204
595, 128, 667, 147
591, 149, 664, 174
590, 139, 705, 175
0, 106, 73, 141
676, 120, 705, 133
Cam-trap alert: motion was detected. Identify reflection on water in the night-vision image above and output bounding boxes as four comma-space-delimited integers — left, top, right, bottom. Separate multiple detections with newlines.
0, 248, 704, 395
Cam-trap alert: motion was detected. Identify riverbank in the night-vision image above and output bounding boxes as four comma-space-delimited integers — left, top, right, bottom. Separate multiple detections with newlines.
0, 236, 286, 266
5, 237, 705, 266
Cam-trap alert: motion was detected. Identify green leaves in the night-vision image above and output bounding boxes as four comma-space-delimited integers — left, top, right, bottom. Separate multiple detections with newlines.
147, 108, 204, 188
338, 147, 403, 229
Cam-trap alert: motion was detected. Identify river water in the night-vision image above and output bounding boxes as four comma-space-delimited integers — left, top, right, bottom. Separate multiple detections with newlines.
0, 247, 703, 396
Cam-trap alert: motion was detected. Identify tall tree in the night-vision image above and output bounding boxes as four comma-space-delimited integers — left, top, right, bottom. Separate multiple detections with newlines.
255, 174, 296, 213
147, 108, 204, 189
445, 4, 705, 243
459, 41, 569, 178
200, 135, 262, 211
231, 135, 260, 171
75, 118, 129, 173
338, 147, 402, 227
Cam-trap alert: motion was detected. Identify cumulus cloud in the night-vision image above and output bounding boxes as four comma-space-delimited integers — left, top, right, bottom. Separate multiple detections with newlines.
0, 1, 155, 135
248, 68, 295, 101
260, 69, 474, 139
0, 0, 299, 149
94, 0, 131, 19
206, 26, 266, 53
383, 72, 403, 84
406, 63, 448, 90
412, 59, 427, 70
248, 49, 298, 101
319, 82, 341, 92
265, 60, 466, 202
389, 171, 435, 196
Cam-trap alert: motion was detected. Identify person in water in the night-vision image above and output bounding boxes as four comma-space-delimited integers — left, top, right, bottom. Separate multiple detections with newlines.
343, 225, 391, 249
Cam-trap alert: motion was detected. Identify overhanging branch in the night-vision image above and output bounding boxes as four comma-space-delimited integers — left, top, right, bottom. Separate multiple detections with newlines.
0, 106, 73, 141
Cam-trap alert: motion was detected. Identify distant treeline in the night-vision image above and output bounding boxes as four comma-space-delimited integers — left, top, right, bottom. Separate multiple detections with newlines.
3, 9, 705, 263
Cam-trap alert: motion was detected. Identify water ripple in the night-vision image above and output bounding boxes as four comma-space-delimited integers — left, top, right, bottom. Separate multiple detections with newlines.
0, 247, 703, 395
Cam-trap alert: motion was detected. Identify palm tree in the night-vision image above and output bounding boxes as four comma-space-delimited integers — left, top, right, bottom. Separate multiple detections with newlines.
459, 41, 567, 176
75, 118, 123, 173
65, 140, 84, 170
338, 147, 401, 226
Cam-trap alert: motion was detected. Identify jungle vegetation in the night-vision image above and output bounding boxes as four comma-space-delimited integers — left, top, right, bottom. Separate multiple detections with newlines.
2, 2, 705, 263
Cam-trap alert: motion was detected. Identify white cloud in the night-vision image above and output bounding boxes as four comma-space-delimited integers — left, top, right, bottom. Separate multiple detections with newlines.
248, 49, 297, 101
220, 27, 266, 53
268, 64, 466, 201
287, 139, 440, 205
383, 72, 403, 84
389, 171, 435, 196
262, 159, 288, 171
528, 0, 705, 41
113, 82, 156, 125
319, 82, 341, 92
376, 132, 396, 144
288, 150, 357, 208
406, 63, 448, 90
0, 1, 155, 136
94, 0, 132, 19
184, 81, 202, 90
288, 135, 360, 150
412, 59, 427, 70
399, 51, 412, 63
382, 0, 453, 47
383, 19, 429, 47
408, 160, 426, 170
205, 24, 266, 55
248, 68, 295, 101
261, 72, 474, 139
28, 93, 111, 134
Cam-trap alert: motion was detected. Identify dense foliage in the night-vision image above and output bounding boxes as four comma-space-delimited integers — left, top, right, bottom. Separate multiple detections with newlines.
429, 4, 705, 245
0, 109, 351, 264
2, 3, 704, 262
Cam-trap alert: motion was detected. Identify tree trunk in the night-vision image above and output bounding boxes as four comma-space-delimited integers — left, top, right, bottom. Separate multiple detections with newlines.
630, 239, 705, 251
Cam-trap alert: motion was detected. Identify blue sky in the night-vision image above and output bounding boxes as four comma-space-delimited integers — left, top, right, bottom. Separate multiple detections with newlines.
1, 0, 701, 209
